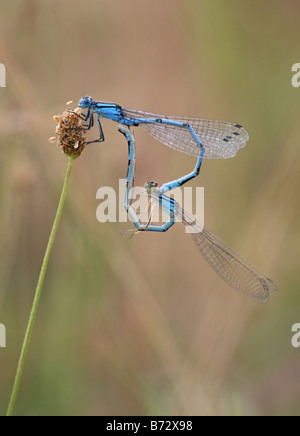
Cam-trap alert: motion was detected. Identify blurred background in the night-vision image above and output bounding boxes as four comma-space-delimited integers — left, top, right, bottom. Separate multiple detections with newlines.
0, 0, 299, 416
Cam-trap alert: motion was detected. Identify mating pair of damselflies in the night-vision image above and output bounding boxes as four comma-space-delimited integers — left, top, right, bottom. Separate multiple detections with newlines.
72, 96, 277, 303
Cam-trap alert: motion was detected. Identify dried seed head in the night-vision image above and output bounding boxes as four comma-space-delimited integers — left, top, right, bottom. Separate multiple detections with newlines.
66, 100, 73, 106
51, 105, 87, 158
74, 107, 82, 115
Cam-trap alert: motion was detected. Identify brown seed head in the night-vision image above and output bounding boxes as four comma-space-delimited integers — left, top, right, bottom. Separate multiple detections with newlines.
50, 104, 87, 158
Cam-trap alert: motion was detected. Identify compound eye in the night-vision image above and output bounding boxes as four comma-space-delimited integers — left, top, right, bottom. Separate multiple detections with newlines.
81, 96, 92, 106
145, 181, 158, 191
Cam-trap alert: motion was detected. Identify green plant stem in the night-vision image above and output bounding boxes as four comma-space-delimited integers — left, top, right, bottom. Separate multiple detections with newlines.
6, 156, 76, 417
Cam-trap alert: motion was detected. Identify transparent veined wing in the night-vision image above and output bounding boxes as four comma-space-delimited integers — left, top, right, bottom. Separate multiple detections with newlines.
123, 108, 249, 159
179, 208, 277, 304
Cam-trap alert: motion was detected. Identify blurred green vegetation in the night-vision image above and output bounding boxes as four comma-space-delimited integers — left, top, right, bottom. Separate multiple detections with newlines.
0, 0, 300, 416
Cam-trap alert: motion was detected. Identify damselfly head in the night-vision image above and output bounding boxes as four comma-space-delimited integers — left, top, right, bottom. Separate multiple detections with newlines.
79, 95, 93, 108
144, 180, 158, 193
